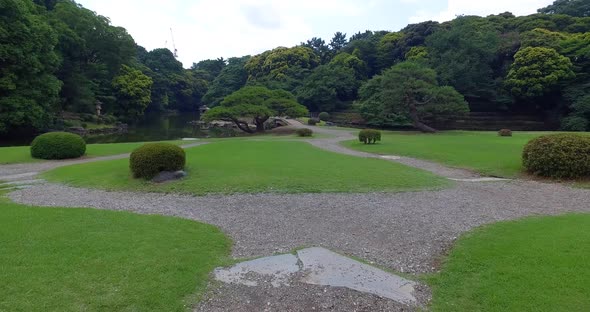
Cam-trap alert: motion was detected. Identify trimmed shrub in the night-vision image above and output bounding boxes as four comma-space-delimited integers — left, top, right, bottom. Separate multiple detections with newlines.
498, 129, 512, 137
318, 112, 330, 121
130, 143, 186, 180
30, 132, 86, 160
296, 128, 313, 137
307, 118, 319, 126
359, 129, 382, 144
561, 116, 589, 132
523, 134, 590, 179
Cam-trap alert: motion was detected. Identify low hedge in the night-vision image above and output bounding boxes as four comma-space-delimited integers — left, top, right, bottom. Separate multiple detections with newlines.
296, 128, 313, 137
498, 129, 512, 137
359, 129, 382, 144
30, 132, 86, 160
318, 112, 330, 121
523, 134, 590, 179
130, 143, 186, 179
307, 118, 319, 126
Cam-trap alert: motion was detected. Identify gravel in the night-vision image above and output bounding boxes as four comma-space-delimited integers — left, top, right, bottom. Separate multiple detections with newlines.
4, 125, 590, 310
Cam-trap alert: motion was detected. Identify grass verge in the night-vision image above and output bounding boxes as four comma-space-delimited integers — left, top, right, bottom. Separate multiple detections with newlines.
342, 131, 589, 178
428, 214, 590, 311
0, 200, 230, 311
43, 140, 449, 195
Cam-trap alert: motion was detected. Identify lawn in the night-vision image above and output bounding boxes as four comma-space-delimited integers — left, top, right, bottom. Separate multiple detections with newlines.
428, 214, 590, 311
0, 200, 231, 312
0, 140, 188, 165
43, 140, 449, 195
343, 131, 585, 178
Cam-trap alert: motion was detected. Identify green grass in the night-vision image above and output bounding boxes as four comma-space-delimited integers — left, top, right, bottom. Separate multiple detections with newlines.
0, 140, 188, 165
0, 200, 230, 312
343, 131, 588, 178
44, 140, 449, 195
428, 214, 590, 311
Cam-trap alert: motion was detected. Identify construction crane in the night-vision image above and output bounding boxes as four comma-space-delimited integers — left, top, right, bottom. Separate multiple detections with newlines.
170, 28, 178, 58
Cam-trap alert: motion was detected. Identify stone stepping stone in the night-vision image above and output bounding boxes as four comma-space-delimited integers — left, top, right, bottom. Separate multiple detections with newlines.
379, 155, 402, 160
0, 172, 39, 182
450, 177, 510, 182
213, 247, 417, 304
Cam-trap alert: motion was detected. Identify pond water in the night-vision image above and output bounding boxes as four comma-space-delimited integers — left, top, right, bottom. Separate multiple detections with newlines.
0, 112, 237, 147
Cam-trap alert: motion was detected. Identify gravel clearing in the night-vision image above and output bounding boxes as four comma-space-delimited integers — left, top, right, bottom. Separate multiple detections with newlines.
4, 124, 590, 311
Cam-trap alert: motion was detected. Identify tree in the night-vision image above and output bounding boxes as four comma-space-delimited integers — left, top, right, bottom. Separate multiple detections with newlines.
329, 32, 348, 51
358, 62, 469, 132
376, 32, 404, 72
202, 86, 308, 133
202, 56, 249, 106
506, 47, 574, 98
112, 65, 153, 121
538, 0, 590, 17
296, 65, 360, 112
302, 37, 332, 64
0, 0, 61, 134
426, 16, 500, 104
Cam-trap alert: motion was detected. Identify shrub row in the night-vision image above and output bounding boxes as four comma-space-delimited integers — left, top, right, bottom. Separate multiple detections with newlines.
523, 134, 590, 179
130, 143, 186, 179
30, 132, 86, 160
359, 129, 382, 144
296, 128, 313, 137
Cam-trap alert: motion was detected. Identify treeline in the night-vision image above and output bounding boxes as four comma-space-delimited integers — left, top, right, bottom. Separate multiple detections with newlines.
2, 0, 590, 136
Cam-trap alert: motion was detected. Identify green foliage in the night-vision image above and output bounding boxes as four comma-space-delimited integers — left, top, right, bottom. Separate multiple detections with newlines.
0, 0, 61, 134
427, 16, 500, 102
296, 64, 360, 112
129, 143, 186, 179
307, 118, 319, 126
295, 128, 313, 137
561, 116, 589, 131
498, 129, 513, 137
523, 134, 590, 178
245, 46, 320, 83
358, 62, 469, 132
318, 112, 330, 121
112, 65, 153, 121
30, 132, 86, 160
376, 32, 404, 72
359, 129, 382, 144
538, 0, 590, 17
203, 86, 308, 133
202, 56, 249, 106
506, 47, 575, 98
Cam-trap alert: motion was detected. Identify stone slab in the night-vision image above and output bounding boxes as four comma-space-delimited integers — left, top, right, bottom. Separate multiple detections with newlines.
380, 155, 402, 160
297, 247, 416, 303
214, 253, 300, 287
450, 177, 510, 182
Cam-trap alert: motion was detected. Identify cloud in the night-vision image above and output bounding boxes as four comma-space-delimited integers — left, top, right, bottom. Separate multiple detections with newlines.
409, 0, 554, 23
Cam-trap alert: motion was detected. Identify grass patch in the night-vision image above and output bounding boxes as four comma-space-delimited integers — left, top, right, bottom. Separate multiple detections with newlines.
0, 140, 188, 165
428, 214, 590, 311
0, 201, 230, 312
343, 131, 588, 178
44, 140, 449, 195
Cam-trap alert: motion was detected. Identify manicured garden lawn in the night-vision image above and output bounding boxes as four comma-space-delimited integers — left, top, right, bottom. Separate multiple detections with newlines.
44, 140, 449, 195
343, 131, 586, 178
428, 214, 590, 311
0, 201, 230, 312
0, 140, 188, 165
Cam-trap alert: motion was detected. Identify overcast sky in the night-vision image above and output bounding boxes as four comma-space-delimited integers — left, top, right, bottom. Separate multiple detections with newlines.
76, 0, 554, 67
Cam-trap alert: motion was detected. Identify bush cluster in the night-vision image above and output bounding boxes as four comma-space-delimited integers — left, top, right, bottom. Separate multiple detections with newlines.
295, 128, 313, 137
498, 129, 512, 137
30, 132, 86, 160
523, 134, 590, 179
130, 143, 186, 179
359, 129, 382, 144
307, 118, 320, 126
318, 112, 330, 121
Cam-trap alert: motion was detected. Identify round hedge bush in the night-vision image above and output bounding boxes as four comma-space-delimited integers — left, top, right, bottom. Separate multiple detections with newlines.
318, 112, 330, 121
130, 143, 186, 180
359, 129, 382, 144
296, 128, 313, 137
307, 118, 319, 126
523, 134, 590, 179
30, 132, 86, 160
498, 129, 512, 137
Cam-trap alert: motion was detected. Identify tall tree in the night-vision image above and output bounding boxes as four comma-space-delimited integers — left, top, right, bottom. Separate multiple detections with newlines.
0, 0, 61, 134
538, 0, 590, 17
202, 56, 249, 107
329, 32, 348, 52
358, 62, 469, 132
112, 65, 153, 121
296, 65, 360, 112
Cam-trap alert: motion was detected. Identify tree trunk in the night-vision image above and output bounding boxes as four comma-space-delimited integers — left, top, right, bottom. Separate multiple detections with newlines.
409, 101, 437, 133
254, 116, 269, 133
226, 118, 255, 134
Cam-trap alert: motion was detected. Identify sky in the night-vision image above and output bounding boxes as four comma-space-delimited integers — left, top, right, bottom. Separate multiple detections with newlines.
76, 0, 555, 67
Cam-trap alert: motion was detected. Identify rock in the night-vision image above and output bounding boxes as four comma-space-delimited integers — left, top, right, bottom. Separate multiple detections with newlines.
151, 170, 187, 183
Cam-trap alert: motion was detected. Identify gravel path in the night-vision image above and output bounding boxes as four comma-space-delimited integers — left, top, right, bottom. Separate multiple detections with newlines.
3, 126, 590, 311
